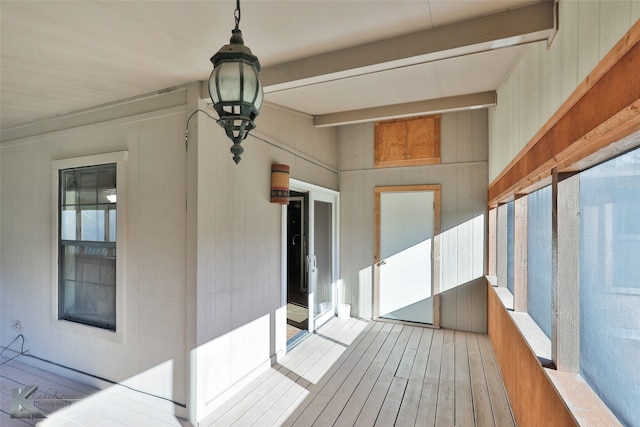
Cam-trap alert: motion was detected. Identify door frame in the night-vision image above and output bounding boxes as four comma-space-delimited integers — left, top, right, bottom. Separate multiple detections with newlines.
282, 179, 340, 339
373, 185, 441, 327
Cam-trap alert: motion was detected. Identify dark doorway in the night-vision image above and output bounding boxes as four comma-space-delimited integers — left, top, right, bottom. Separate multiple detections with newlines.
287, 192, 309, 342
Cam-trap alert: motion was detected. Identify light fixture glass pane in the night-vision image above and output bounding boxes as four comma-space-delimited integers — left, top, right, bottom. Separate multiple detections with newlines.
241, 63, 258, 103
216, 62, 241, 102
209, 69, 220, 104
255, 79, 264, 111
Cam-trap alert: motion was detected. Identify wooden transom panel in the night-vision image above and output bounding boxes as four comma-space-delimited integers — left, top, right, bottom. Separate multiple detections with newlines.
374, 115, 441, 168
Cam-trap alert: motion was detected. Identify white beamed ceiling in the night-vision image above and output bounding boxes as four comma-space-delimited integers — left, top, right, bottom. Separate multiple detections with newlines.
0, 0, 553, 131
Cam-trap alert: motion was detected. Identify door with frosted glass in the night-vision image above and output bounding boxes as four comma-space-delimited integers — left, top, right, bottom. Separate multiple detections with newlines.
375, 186, 440, 324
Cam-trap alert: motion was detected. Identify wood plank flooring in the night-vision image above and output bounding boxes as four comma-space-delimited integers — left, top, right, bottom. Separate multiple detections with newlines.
204, 317, 515, 427
0, 355, 189, 426
1, 317, 515, 426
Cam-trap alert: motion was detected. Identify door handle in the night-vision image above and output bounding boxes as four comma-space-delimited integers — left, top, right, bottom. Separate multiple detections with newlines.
376, 260, 386, 267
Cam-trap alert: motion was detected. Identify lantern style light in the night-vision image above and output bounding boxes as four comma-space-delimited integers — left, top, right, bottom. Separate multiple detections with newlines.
208, 0, 263, 164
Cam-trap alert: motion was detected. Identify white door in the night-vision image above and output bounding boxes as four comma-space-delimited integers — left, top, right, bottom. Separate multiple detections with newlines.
375, 186, 440, 324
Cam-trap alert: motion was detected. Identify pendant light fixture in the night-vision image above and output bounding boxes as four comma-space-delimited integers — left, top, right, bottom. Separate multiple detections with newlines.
208, 0, 263, 164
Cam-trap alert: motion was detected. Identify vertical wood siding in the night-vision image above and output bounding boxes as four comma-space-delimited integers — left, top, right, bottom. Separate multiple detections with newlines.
489, 0, 640, 182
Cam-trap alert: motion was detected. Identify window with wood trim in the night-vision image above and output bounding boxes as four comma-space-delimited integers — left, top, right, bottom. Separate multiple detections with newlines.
374, 115, 440, 168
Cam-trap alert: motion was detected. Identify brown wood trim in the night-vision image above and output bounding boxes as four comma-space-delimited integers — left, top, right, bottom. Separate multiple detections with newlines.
489, 20, 640, 206
374, 157, 441, 168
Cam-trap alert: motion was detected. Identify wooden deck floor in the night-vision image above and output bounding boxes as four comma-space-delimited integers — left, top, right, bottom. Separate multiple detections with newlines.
1, 317, 514, 426
0, 355, 188, 426
204, 317, 515, 427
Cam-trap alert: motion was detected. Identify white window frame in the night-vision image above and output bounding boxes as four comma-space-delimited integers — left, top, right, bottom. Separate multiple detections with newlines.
51, 151, 128, 342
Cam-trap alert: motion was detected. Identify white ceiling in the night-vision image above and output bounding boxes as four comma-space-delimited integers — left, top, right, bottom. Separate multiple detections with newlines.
0, 0, 555, 131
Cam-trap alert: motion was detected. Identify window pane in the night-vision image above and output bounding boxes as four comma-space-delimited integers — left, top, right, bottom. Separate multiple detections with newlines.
97, 168, 117, 204
580, 147, 640, 426
77, 171, 98, 204
527, 186, 552, 338
61, 207, 77, 241
80, 208, 103, 241
109, 208, 116, 242
60, 245, 116, 330
506, 201, 515, 294
63, 172, 78, 205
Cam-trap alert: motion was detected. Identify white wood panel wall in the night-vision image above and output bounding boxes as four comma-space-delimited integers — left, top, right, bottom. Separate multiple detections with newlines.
339, 110, 489, 333
1, 85, 340, 425
489, 0, 640, 182
0, 91, 189, 408
188, 95, 339, 422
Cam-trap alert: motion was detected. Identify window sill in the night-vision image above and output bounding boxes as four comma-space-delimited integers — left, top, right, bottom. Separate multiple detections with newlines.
509, 311, 552, 367
486, 275, 514, 310
487, 280, 622, 426
55, 318, 124, 344
545, 370, 622, 426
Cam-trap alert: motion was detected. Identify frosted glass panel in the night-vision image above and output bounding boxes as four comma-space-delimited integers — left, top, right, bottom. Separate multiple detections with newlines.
506, 201, 515, 294
580, 147, 640, 426
527, 186, 552, 338
314, 200, 333, 319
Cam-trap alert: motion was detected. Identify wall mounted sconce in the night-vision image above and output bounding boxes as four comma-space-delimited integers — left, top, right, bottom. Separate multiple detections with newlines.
208, 0, 263, 164
271, 164, 290, 204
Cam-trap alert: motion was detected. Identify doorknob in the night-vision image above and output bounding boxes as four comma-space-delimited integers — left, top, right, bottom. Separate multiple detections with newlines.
376, 260, 386, 267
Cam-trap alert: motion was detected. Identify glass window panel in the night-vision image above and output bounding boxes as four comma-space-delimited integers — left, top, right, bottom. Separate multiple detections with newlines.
80, 208, 105, 241
527, 186, 552, 338
109, 208, 116, 242
314, 201, 333, 320
97, 168, 116, 204
61, 207, 77, 241
506, 201, 515, 294
580, 147, 640, 426
77, 172, 98, 204
60, 245, 116, 330
63, 172, 78, 205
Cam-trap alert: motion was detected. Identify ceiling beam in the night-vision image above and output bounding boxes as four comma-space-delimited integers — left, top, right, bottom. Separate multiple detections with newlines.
313, 92, 497, 127
261, 1, 555, 93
